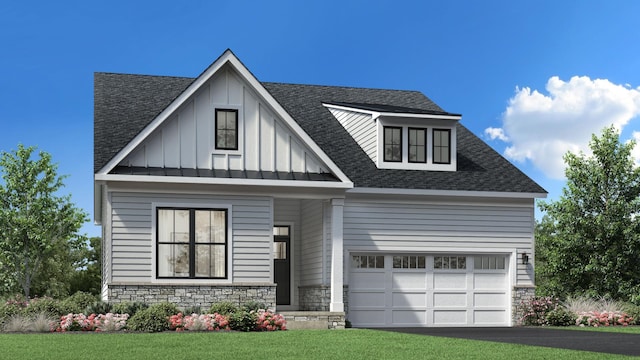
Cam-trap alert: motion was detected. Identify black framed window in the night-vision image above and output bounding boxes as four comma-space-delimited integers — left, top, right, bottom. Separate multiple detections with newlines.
433, 129, 451, 164
157, 208, 227, 279
383, 126, 402, 162
215, 109, 238, 150
408, 128, 427, 163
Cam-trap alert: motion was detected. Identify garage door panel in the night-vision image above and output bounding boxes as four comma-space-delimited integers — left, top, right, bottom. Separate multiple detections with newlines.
474, 310, 507, 324
392, 272, 426, 289
434, 292, 467, 307
392, 310, 426, 325
474, 273, 506, 290
474, 292, 507, 307
351, 272, 385, 290
350, 310, 386, 326
392, 292, 427, 307
433, 310, 467, 325
351, 291, 386, 307
434, 273, 466, 289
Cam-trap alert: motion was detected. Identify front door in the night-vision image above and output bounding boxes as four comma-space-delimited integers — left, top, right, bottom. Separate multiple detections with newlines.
273, 226, 291, 305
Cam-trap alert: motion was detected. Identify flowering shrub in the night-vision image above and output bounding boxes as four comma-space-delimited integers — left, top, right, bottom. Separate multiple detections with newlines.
169, 313, 230, 332
519, 296, 562, 326
55, 313, 129, 332
576, 311, 634, 327
255, 310, 286, 331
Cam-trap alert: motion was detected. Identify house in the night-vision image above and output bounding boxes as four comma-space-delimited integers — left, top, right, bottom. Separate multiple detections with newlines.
93, 49, 546, 328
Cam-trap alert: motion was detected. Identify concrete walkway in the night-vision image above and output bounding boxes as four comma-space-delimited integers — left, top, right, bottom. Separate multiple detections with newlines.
378, 327, 640, 356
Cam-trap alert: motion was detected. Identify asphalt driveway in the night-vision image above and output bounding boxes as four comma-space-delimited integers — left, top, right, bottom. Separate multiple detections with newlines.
378, 327, 640, 356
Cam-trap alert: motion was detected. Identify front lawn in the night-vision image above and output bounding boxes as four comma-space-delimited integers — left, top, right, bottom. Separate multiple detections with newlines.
0, 329, 631, 359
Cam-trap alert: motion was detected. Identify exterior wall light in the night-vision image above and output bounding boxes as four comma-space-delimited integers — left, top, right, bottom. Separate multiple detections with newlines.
522, 252, 529, 265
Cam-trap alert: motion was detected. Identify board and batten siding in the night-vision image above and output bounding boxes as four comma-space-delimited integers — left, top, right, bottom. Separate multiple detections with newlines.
328, 108, 376, 164
109, 192, 272, 283
343, 198, 535, 285
120, 65, 328, 174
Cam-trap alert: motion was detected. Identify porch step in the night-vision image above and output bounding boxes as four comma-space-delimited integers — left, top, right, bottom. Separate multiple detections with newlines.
279, 311, 346, 330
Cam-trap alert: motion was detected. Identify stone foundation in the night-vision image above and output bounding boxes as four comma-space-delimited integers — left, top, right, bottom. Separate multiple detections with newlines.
107, 283, 276, 310
298, 285, 349, 314
512, 285, 536, 326
280, 311, 346, 330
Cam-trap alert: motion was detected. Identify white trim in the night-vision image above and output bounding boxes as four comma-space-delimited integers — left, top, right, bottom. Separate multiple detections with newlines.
347, 187, 547, 199
150, 201, 233, 285
323, 103, 462, 121
97, 50, 351, 185
96, 173, 353, 189
93, 183, 103, 225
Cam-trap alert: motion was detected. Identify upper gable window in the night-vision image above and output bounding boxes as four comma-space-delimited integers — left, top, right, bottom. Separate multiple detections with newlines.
383, 126, 402, 162
215, 109, 238, 150
408, 128, 427, 163
433, 129, 451, 164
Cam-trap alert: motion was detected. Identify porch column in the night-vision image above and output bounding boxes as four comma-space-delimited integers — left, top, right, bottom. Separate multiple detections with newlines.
330, 198, 345, 312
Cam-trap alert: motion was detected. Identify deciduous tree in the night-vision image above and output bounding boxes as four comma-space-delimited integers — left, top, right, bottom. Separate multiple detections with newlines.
537, 126, 640, 300
0, 144, 87, 298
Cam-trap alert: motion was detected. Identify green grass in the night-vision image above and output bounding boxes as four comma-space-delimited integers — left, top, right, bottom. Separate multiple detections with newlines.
555, 325, 640, 334
0, 329, 633, 359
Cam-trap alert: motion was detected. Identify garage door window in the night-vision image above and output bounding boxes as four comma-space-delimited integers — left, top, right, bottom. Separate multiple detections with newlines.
474, 256, 505, 270
352, 255, 384, 269
393, 255, 426, 269
434, 256, 466, 270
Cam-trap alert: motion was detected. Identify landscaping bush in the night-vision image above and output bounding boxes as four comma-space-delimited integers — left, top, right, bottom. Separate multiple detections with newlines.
54, 313, 129, 332
229, 310, 257, 332
575, 311, 634, 327
0, 300, 25, 325
623, 304, 640, 325
85, 301, 112, 315
112, 301, 148, 317
545, 307, 575, 326
519, 296, 562, 326
242, 301, 267, 312
255, 310, 286, 331
169, 313, 230, 331
61, 292, 98, 314
126, 303, 178, 333
183, 305, 201, 315
209, 301, 239, 315
127, 307, 170, 333
24, 297, 65, 317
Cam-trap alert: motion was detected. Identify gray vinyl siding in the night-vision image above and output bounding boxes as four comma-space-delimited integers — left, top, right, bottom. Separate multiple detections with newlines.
109, 192, 272, 283
343, 198, 535, 285
300, 199, 324, 286
329, 108, 376, 163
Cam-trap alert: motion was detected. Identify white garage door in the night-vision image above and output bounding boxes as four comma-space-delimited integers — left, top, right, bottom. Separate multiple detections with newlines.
348, 254, 509, 327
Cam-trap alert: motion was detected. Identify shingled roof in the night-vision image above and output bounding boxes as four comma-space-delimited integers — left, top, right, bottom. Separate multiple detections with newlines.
94, 73, 546, 194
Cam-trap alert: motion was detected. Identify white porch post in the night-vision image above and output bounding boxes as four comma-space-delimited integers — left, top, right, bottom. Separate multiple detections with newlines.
330, 198, 345, 312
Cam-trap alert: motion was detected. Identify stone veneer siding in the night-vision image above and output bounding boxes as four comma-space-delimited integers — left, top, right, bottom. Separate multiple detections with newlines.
298, 285, 349, 314
108, 284, 276, 310
512, 285, 536, 326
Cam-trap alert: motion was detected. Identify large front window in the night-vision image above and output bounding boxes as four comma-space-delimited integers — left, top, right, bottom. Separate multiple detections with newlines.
215, 109, 238, 150
157, 208, 227, 279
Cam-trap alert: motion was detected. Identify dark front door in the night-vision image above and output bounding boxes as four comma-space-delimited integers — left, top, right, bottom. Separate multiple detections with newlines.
273, 225, 291, 305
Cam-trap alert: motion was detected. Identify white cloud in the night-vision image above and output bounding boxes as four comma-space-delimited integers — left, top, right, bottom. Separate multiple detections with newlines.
486, 76, 640, 179
484, 127, 509, 141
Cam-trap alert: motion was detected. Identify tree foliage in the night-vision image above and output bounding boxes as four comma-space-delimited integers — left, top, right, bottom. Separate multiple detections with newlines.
0, 144, 88, 298
536, 126, 640, 300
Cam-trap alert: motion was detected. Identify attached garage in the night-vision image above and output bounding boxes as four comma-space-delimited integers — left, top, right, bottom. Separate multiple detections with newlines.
348, 254, 510, 327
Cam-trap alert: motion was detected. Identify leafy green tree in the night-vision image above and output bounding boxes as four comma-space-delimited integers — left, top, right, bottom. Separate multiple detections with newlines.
0, 144, 87, 298
68, 236, 102, 295
537, 126, 640, 300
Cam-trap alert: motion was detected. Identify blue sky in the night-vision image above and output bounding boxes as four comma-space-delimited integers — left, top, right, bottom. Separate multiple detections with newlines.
1, 0, 639, 237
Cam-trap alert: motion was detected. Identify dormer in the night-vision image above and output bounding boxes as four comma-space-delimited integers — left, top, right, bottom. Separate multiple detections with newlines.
324, 102, 461, 171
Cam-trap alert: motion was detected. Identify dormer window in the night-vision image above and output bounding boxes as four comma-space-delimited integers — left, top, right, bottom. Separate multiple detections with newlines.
433, 129, 451, 164
215, 109, 238, 150
383, 127, 402, 162
408, 128, 427, 163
